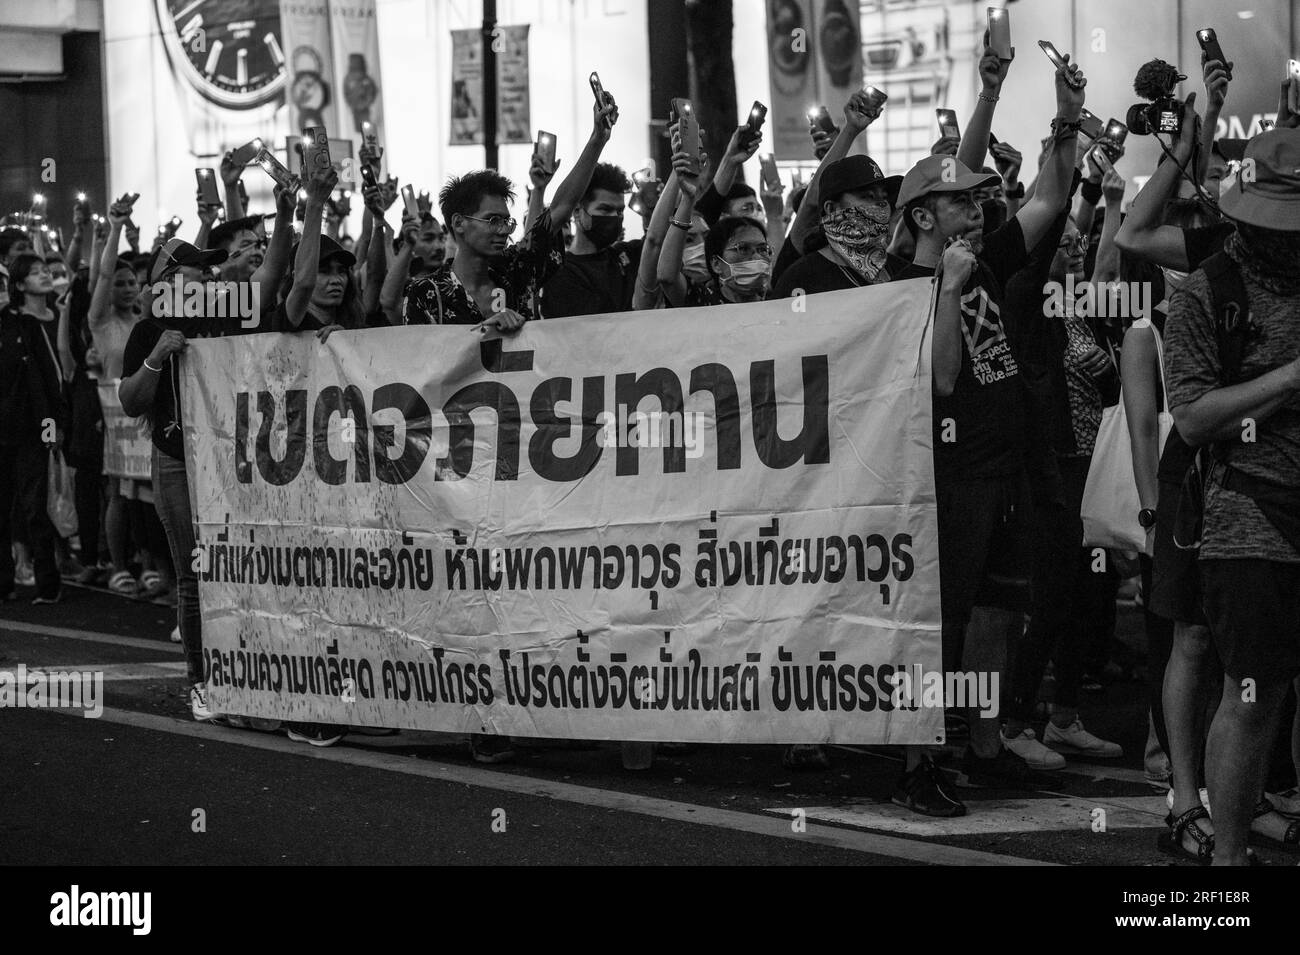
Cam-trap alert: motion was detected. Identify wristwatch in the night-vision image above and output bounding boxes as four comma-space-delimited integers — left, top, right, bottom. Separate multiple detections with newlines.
290, 46, 332, 132
154, 0, 287, 159
1138, 507, 1157, 529
343, 54, 379, 134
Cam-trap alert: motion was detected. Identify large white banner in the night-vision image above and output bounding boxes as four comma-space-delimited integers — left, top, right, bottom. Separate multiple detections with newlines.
182, 284, 942, 743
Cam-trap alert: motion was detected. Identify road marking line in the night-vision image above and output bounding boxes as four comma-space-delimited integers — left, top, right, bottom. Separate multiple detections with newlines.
0, 619, 181, 655
0, 662, 187, 681
770, 794, 1166, 837
40, 705, 1053, 867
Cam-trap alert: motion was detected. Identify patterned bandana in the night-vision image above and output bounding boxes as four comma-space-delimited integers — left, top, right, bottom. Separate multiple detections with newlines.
821, 205, 892, 282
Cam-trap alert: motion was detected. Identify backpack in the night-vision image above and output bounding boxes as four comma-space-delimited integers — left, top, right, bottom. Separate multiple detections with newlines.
1173, 252, 1300, 553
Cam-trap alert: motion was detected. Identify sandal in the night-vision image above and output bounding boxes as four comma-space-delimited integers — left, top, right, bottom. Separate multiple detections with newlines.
1269, 787, 1300, 819
140, 570, 168, 597
107, 570, 140, 596
1249, 797, 1300, 852
1158, 805, 1214, 864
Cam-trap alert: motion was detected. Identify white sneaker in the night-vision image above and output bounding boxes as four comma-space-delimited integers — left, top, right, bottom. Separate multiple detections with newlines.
1000, 727, 1067, 770
1166, 788, 1212, 813
1044, 718, 1123, 758
189, 683, 218, 722
170, 626, 182, 643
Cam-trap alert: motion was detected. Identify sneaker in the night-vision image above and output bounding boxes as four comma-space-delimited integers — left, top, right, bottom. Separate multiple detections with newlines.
15, 560, 35, 587
59, 556, 86, 580
1000, 727, 1067, 770
1166, 788, 1212, 813
170, 626, 182, 643
31, 592, 61, 605
1044, 718, 1123, 758
957, 745, 1041, 789
469, 733, 515, 764
190, 683, 218, 722
1269, 787, 1300, 818
226, 715, 282, 732
891, 758, 966, 817
286, 723, 346, 747
782, 744, 831, 771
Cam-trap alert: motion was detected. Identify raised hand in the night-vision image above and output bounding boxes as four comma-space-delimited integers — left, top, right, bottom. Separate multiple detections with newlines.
107, 193, 138, 228
843, 89, 882, 133
1101, 168, 1126, 204
990, 141, 1023, 184
219, 151, 243, 188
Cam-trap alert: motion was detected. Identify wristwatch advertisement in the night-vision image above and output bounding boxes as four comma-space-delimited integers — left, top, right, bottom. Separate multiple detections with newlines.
154, 0, 287, 159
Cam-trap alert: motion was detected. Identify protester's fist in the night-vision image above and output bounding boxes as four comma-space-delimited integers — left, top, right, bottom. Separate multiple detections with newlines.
843, 90, 881, 132
150, 329, 188, 363
482, 307, 526, 336
930, 135, 960, 157
107, 193, 138, 228
1054, 55, 1087, 116
1202, 54, 1232, 110
990, 141, 1022, 184
940, 238, 977, 289
1101, 168, 1126, 204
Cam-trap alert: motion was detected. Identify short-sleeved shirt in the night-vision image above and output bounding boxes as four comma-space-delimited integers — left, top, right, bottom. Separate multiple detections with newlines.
1164, 267, 1300, 562
121, 309, 272, 462
769, 247, 909, 298
541, 239, 643, 317
91, 308, 141, 381
893, 219, 1031, 482
404, 211, 563, 325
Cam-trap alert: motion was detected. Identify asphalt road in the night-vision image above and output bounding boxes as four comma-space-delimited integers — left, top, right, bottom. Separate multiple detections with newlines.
2, 580, 1296, 868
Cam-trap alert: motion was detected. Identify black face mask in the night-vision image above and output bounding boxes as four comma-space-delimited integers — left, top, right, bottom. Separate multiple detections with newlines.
981, 199, 1007, 235
583, 213, 623, 250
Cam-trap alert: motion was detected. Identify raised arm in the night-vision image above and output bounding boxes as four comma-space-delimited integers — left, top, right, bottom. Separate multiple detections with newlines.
524, 150, 559, 235
65, 197, 89, 270
380, 215, 417, 325
285, 162, 338, 329
1090, 168, 1126, 285
251, 183, 296, 305
1198, 55, 1231, 184
89, 194, 136, 328
788, 91, 881, 253
1115, 94, 1200, 269
220, 151, 246, 220
633, 171, 679, 310
657, 145, 710, 307
1013, 58, 1087, 250
548, 97, 617, 226
957, 42, 1013, 174
360, 181, 391, 317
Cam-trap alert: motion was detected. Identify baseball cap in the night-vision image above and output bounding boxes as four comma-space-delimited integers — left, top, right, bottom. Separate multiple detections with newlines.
820, 155, 902, 207
897, 155, 1001, 207
1218, 127, 1300, 232
290, 233, 357, 270
147, 237, 228, 283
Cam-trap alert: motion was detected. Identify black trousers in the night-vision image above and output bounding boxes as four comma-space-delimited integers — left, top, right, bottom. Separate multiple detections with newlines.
0, 442, 60, 599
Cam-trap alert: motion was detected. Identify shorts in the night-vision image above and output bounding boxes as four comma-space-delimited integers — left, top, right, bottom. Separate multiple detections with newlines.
1148, 478, 1206, 625
116, 477, 155, 504
1201, 559, 1300, 683
937, 474, 1032, 659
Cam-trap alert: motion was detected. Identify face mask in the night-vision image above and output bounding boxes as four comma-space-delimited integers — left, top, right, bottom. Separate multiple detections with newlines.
822, 205, 891, 281
981, 199, 1007, 235
583, 212, 623, 250
682, 242, 710, 283
720, 258, 769, 293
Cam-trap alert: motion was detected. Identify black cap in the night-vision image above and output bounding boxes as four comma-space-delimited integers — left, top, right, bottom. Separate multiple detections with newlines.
291, 233, 357, 270
819, 155, 903, 208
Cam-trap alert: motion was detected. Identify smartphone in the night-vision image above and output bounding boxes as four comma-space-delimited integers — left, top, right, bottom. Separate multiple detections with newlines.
535, 130, 557, 173
807, 105, 837, 134
301, 126, 331, 175
195, 168, 222, 206
1078, 108, 1105, 141
863, 86, 889, 110
230, 138, 264, 166
673, 97, 701, 175
1090, 146, 1114, 174
742, 100, 768, 145
401, 184, 420, 221
1196, 28, 1231, 79
936, 108, 961, 140
1104, 118, 1129, 146
760, 153, 782, 191
361, 120, 378, 150
1261, 117, 1276, 131
254, 147, 299, 191
987, 7, 1012, 60
590, 72, 614, 127
359, 163, 377, 189
1038, 40, 1084, 87
987, 132, 999, 150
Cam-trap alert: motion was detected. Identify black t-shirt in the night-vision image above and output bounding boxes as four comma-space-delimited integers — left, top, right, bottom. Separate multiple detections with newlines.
1183, 222, 1234, 270
122, 311, 271, 461
769, 247, 911, 297
0, 307, 64, 446
894, 219, 1030, 482
541, 239, 643, 318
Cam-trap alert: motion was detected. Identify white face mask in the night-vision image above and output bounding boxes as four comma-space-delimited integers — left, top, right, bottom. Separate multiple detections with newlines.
720, 258, 769, 293
682, 242, 709, 282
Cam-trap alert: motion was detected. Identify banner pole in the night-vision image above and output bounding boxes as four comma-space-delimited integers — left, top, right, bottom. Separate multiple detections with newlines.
483, 0, 499, 170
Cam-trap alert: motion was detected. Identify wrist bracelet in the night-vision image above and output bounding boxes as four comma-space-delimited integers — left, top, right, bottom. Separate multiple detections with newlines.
142, 358, 162, 373
979, 92, 1000, 104
1004, 182, 1025, 200
669, 218, 691, 230
1051, 117, 1083, 140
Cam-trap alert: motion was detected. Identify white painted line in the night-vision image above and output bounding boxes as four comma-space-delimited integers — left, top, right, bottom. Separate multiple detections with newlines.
39, 705, 1054, 867
0, 662, 187, 682
0, 619, 181, 655
770, 794, 1167, 837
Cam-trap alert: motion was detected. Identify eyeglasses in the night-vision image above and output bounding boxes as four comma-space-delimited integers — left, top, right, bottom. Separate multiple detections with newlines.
461, 214, 517, 235
1058, 235, 1090, 252
235, 238, 268, 254
725, 243, 773, 258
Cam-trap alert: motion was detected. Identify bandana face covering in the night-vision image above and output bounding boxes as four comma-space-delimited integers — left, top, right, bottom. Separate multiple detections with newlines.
981, 199, 1007, 235
1226, 226, 1300, 297
822, 204, 891, 281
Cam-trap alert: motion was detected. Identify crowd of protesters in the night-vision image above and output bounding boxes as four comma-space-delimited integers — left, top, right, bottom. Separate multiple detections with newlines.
2, 31, 1299, 865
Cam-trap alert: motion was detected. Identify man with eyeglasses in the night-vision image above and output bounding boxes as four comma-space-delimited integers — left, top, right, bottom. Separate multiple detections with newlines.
404, 95, 620, 332
207, 195, 296, 324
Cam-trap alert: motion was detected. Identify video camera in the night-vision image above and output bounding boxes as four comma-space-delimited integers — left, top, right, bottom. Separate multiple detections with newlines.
1126, 58, 1188, 136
